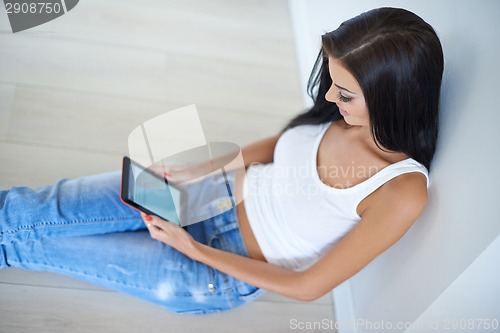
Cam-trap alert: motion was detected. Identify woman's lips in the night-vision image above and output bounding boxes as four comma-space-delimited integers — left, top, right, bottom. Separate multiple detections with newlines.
339, 108, 349, 116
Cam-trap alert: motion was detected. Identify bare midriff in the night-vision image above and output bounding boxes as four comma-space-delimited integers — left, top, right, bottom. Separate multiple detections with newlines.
230, 165, 267, 262
236, 201, 266, 262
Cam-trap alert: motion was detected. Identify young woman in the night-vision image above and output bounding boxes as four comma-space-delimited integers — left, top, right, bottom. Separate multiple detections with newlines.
0, 7, 444, 314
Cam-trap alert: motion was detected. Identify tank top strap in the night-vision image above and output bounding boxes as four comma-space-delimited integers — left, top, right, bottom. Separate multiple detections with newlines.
351, 158, 430, 213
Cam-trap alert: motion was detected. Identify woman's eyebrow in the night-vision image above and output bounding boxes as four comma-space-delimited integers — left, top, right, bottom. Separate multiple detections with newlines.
333, 83, 356, 94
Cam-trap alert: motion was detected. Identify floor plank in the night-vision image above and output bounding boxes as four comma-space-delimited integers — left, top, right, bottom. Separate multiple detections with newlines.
0, 83, 16, 140
0, 284, 335, 333
0, 34, 169, 101
0, 142, 121, 189
2, 84, 290, 155
0, 0, 295, 68
162, 53, 303, 117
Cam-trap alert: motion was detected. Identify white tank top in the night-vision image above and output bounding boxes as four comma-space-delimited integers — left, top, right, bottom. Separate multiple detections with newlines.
242, 121, 429, 271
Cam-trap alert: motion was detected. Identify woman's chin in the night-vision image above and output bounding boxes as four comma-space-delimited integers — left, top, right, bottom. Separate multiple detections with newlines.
342, 116, 355, 126
341, 116, 369, 129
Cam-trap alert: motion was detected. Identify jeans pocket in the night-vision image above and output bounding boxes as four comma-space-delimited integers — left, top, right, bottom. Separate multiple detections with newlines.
234, 280, 266, 302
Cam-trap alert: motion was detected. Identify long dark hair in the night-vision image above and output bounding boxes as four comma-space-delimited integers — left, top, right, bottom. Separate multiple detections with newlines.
284, 7, 444, 170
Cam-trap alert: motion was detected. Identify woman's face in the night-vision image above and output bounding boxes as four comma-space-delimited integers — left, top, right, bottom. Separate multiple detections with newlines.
325, 57, 370, 127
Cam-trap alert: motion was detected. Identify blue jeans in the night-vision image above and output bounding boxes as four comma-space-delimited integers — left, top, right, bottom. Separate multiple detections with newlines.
0, 171, 265, 315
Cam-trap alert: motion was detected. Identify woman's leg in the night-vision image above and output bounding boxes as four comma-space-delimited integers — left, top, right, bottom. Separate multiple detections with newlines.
1, 204, 266, 314
0, 170, 145, 247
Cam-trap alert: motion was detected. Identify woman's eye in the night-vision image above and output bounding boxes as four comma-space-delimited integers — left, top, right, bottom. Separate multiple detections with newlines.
338, 92, 352, 103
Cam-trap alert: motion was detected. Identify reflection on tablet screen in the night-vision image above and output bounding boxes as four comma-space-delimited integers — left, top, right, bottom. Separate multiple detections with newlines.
129, 161, 181, 225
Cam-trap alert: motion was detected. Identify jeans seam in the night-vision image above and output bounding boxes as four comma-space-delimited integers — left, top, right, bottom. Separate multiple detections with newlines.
1, 214, 141, 235
6, 259, 151, 290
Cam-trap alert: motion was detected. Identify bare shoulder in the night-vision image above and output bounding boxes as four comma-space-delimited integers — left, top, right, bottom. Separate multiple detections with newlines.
366, 171, 429, 222
385, 171, 428, 204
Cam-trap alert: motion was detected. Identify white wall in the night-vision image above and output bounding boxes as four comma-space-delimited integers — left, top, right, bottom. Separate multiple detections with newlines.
288, 1, 500, 332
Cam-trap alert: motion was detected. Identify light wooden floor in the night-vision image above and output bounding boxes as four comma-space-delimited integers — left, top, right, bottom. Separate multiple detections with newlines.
0, 1, 335, 332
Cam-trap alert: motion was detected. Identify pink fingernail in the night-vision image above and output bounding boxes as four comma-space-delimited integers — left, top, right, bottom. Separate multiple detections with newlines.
144, 215, 152, 221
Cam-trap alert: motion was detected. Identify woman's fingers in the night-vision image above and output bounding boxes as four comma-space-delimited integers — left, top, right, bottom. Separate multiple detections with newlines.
140, 213, 196, 256
141, 213, 153, 226
141, 214, 166, 241
141, 213, 172, 232
141, 213, 159, 230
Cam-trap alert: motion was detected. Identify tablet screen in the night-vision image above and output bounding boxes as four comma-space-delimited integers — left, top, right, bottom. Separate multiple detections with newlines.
122, 157, 181, 225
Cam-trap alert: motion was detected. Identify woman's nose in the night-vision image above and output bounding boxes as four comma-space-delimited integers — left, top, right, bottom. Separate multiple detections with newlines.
325, 85, 336, 103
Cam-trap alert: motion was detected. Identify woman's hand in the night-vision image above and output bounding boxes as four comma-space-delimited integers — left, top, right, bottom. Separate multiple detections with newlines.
141, 213, 198, 258
162, 162, 207, 185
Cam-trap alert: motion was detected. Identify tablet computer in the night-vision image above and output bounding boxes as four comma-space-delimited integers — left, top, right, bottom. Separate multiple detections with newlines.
120, 156, 181, 225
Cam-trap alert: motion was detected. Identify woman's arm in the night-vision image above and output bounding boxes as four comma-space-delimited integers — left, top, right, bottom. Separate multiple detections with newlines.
240, 134, 281, 168
161, 134, 281, 183
145, 171, 428, 301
